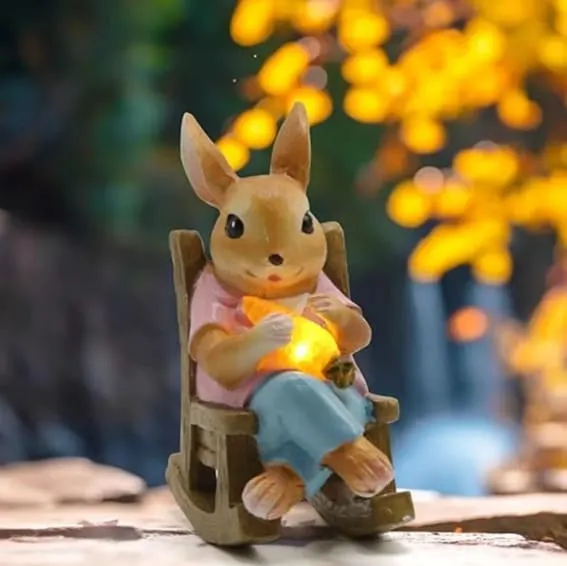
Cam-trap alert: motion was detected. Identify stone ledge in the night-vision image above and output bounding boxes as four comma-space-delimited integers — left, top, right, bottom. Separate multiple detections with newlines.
1, 530, 564, 566
0, 489, 565, 566
1, 458, 566, 563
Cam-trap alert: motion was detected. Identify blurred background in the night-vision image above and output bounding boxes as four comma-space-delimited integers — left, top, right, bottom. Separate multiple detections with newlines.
1, 0, 567, 496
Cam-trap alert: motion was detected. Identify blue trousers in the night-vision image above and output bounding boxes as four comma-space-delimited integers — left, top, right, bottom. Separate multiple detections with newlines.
248, 371, 374, 498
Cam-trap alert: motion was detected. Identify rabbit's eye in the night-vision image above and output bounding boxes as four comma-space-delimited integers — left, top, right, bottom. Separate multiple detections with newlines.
301, 212, 314, 234
225, 214, 244, 239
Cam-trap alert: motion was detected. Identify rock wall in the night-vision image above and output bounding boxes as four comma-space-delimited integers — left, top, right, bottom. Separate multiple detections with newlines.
0, 217, 180, 485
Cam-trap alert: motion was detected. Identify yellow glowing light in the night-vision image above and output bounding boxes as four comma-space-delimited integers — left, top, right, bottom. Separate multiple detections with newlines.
341, 49, 389, 85
338, 11, 390, 52
241, 296, 340, 379
286, 86, 333, 125
258, 42, 311, 96
216, 136, 250, 172
472, 249, 513, 285
386, 181, 432, 228
400, 117, 446, 154
230, 0, 275, 47
292, 343, 309, 362
233, 108, 277, 150
497, 91, 542, 130
344, 87, 389, 123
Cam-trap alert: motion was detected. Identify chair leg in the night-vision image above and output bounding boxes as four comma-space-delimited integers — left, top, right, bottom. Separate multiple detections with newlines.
168, 430, 281, 546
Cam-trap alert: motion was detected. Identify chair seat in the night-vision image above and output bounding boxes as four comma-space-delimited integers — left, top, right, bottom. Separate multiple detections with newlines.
190, 401, 258, 434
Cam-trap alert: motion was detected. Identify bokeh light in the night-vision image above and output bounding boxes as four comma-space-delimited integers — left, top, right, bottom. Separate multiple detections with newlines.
448, 307, 489, 342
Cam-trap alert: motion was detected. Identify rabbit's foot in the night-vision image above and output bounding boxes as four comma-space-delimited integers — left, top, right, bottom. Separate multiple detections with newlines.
323, 436, 393, 497
242, 464, 304, 520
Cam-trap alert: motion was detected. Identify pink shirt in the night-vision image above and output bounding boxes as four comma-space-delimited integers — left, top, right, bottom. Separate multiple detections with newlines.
189, 266, 369, 408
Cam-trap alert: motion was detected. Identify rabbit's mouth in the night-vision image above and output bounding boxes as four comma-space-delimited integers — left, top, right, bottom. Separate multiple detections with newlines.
245, 267, 304, 282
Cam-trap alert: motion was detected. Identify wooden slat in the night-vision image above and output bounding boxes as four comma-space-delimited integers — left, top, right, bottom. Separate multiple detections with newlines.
367, 394, 400, 424
190, 401, 258, 435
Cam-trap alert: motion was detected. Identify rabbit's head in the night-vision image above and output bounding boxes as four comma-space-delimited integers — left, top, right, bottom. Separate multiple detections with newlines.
181, 103, 327, 299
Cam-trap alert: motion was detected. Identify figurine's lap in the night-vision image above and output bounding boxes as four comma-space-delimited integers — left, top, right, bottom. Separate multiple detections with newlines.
248, 371, 373, 497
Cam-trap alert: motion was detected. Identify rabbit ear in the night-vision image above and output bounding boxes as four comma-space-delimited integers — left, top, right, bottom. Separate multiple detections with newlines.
270, 103, 311, 191
180, 113, 238, 208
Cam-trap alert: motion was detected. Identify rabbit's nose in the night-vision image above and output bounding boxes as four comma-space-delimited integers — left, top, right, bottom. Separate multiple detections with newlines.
268, 253, 284, 266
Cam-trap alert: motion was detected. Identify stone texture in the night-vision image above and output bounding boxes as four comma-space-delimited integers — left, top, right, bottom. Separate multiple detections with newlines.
0, 488, 565, 563
403, 493, 567, 549
0, 458, 146, 507
0, 463, 566, 564
1, 531, 564, 566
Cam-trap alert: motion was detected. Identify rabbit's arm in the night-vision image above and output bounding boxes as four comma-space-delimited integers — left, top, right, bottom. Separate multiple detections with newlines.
308, 292, 372, 355
190, 325, 273, 390
332, 306, 372, 355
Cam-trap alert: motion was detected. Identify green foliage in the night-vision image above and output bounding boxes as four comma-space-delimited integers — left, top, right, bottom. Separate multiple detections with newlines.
4, 0, 401, 270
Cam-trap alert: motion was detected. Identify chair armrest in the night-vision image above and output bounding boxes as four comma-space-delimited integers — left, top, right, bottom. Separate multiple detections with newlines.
367, 394, 400, 424
190, 401, 258, 435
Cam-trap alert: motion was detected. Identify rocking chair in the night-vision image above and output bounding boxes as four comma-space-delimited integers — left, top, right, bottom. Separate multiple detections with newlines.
166, 221, 415, 546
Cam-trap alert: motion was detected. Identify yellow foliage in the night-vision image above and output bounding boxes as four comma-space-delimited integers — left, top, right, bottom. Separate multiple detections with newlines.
538, 34, 567, 71
341, 49, 389, 84
216, 136, 250, 171
258, 42, 311, 96
233, 108, 278, 150
497, 91, 542, 130
386, 181, 432, 228
453, 146, 519, 186
472, 249, 513, 285
338, 11, 390, 52
286, 86, 333, 125
400, 117, 446, 154
225, 0, 567, 283
434, 181, 472, 219
291, 0, 339, 34
465, 19, 506, 63
344, 87, 389, 123
230, 0, 275, 46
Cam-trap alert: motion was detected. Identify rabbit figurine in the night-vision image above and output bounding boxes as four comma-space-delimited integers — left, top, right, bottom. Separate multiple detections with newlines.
181, 103, 393, 521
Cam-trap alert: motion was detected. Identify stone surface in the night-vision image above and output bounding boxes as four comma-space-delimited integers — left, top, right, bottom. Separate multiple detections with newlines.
0, 458, 146, 507
404, 493, 567, 548
0, 488, 565, 565
0, 470, 566, 564
1, 531, 564, 565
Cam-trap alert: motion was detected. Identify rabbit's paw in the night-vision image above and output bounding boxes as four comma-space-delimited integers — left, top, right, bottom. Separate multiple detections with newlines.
242, 464, 304, 520
323, 436, 393, 497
